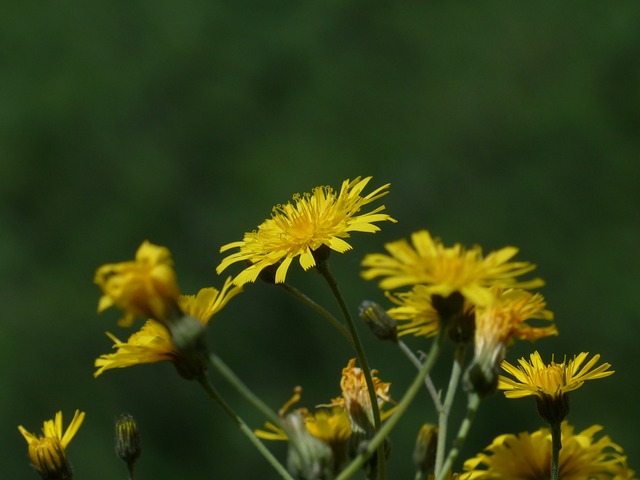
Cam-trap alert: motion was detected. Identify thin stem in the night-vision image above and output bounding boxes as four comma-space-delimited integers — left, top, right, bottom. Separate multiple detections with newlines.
437, 392, 481, 480
550, 421, 561, 480
197, 375, 294, 480
127, 464, 135, 480
316, 262, 386, 479
208, 353, 281, 427
279, 282, 353, 344
434, 345, 466, 478
336, 327, 445, 480
398, 340, 442, 410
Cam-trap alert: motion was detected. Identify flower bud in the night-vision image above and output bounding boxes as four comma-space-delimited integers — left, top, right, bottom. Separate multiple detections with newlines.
413, 424, 438, 475
29, 438, 73, 480
115, 414, 142, 474
359, 300, 398, 342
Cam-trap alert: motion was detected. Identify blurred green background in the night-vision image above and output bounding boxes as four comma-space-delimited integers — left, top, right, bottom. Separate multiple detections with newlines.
2, 1, 639, 478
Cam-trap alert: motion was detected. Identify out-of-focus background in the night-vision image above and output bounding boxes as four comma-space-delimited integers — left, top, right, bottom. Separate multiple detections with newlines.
2, 2, 639, 478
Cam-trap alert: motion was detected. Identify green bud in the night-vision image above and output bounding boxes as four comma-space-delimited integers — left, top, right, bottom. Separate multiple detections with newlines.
359, 301, 398, 342
413, 424, 438, 474
114, 414, 142, 472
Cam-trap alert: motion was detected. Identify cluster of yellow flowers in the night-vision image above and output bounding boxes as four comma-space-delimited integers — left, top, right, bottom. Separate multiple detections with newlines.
17, 176, 634, 480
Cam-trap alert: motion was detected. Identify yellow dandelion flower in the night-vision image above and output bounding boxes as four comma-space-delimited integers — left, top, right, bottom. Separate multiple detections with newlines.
323, 358, 394, 435
304, 408, 352, 447
18, 410, 85, 479
413, 423, 438, 475
498, 351, 614, 399
94, 281, 241, 378
217, 176, 396, 286
463, 422, 634, 480
385, 285, 442, 338
361, 230, 543, 307
95, 241, 181, 327
94, 320, 176, 377
255, 388, 351, 446
466, 289, 556, 395
178, 278, 243, 324
255, 388, 352, 475
498, 351, 613, 424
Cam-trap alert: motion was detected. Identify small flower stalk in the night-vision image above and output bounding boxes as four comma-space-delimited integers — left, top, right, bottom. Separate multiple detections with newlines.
18, 410, 85, 480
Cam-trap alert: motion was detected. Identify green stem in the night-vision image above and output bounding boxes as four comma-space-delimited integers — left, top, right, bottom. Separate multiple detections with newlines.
336, 327, 445, 480
279, 282, 353, 344
127, 464, 135, 480
550, 421, 561, 480
197, 375, 294, 480
208, 353, 281, 427
316, 262, 386, 479
434, 345, 465, 478
436, 392, 481, 480
398, 340, 442, 410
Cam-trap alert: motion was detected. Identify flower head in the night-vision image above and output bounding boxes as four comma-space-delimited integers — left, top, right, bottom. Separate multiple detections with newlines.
413, 424, 439, 475
255, 387, 352, 476
217, 176, 396, 285
498, 351, 614, 424
323, 358, 394, 437
385, 284, 447, 338
94, 320, 175, 377
18, 410, 85, 479
95, 241, 180, 327
463, 422, 635, 479
361, 230, 543, 307
499, 351, 614, 399
94, 281, 242, 379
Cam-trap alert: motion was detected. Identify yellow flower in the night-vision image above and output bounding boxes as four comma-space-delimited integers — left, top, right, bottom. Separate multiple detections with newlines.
498, 351, 614, 424
216, 176, 396, 285
95, 241, 181, 327
255, 388, 352, 447
94, 280, 242, 378
178, 279, 243, 323
361, 230, 543, 307
323, 358, 394, 436
498, 351, 614, 399
385, 284, 450, 338
255, 388, 352, 475
463, 422, 634, 480
466, 289, 556, 396
255, 361, 394, 474
94, 319, 176, 377
18, 410, 85, 479
304, 408, 352, 448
